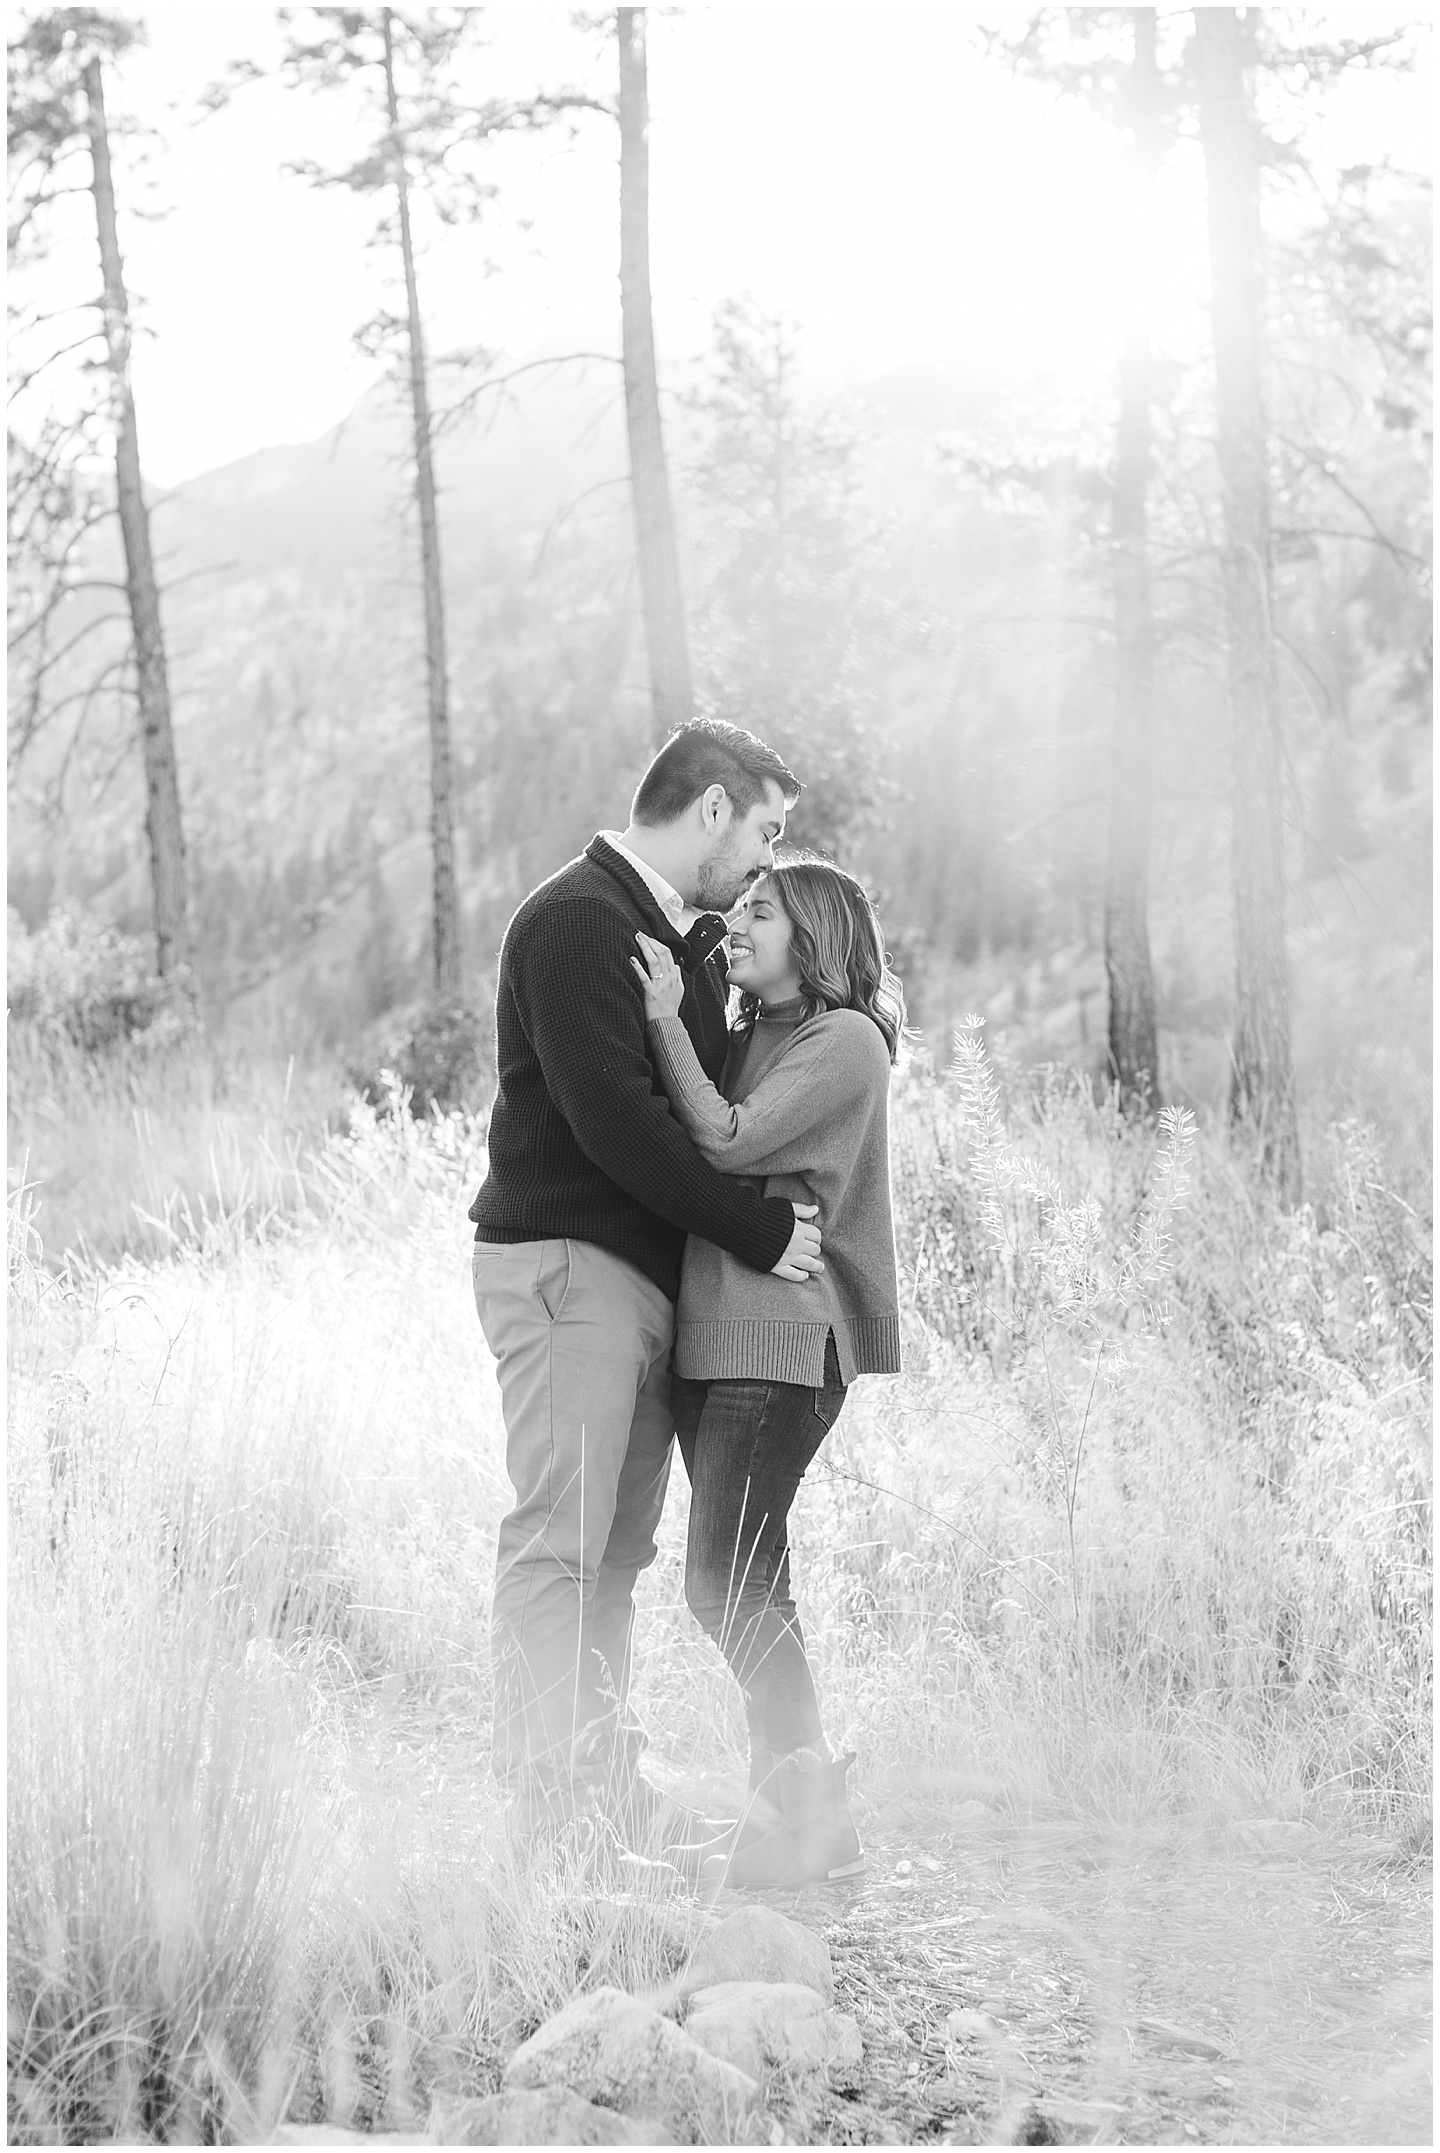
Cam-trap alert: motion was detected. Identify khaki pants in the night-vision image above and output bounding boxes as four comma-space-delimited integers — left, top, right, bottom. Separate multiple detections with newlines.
472, 1237, 675, 1803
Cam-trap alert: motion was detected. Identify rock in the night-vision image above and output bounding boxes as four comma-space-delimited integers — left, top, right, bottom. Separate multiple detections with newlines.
945, 2007, 1001, 2042
1024, 2096, 1125, 2144
503, 1986, 760, 2145
1234, 1818, 1315, 1858
1136, 2014, 1229, 2060
678, 1905, 834, 2002
685, 1980, 864, 2092
566, 1895, 718, 1990
272, 2132, 427, 2147
585, 1896, 718, 1957
428, 2087, 667, 2144
271, 2134, 365, 2148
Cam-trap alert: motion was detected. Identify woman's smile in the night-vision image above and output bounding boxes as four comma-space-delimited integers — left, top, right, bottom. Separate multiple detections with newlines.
726, 876, 801, 1002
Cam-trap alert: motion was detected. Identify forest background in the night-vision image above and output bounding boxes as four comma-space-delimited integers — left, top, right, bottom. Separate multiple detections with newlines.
8, 1, 1431, 1195
5, 5, 1434, 2147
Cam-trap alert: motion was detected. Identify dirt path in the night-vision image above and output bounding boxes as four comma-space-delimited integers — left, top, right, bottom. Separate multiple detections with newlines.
326, 1712, 1430, 2144
735, 1803, 1432, 2145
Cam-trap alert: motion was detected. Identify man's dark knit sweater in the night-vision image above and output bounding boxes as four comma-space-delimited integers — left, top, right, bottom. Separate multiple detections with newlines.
468, 837, 797, 1302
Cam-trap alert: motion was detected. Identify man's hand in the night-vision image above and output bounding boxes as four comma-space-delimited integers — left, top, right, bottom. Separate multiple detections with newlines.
771, 1201, 824, 1282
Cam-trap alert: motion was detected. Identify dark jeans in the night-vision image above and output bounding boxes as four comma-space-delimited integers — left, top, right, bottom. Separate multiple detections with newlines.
673, 1336, 847, 1766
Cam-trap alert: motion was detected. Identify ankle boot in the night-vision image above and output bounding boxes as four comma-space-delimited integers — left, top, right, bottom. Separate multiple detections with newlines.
712, 1751, 865, 1889
664, 1759, 784, 1879
731, 1767, 783, 1850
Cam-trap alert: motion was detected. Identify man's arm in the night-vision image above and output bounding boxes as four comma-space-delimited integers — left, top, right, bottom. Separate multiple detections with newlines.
511, 899, 808, 1274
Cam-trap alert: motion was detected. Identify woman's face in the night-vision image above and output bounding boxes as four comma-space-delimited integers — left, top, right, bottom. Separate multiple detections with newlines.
726, 875, 801, 1005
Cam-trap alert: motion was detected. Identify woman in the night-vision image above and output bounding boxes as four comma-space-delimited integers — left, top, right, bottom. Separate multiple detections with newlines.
632, 858, 904, 1889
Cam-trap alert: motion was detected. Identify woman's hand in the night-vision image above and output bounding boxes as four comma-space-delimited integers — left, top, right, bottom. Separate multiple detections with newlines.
631, 931, 685, 1022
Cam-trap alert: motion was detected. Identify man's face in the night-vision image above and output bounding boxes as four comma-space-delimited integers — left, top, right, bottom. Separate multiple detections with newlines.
694, 780, 788, 912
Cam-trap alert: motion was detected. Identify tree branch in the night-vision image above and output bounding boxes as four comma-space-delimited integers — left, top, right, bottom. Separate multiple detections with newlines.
7, 578, 126, 654
432, 349, 624, 437
528, 475, 630, 578
1275, 431, 1430, 567
7, 326, 108, 397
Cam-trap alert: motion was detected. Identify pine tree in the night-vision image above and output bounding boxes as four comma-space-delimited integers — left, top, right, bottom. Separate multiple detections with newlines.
687, 301, 899, 857
229, 6, 507, 1003
983, 8, 1167, 1111
9, 9, 194, 987
1195, 5, 1302, 1198
617, 8, 693, 739
1104, 6, 1164, 1112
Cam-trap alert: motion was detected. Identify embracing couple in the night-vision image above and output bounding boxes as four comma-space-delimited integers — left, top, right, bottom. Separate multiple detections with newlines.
467, 720, 904, 1889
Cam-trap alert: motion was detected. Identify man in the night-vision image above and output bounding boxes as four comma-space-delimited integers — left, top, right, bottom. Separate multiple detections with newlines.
468, 719, 822, 1843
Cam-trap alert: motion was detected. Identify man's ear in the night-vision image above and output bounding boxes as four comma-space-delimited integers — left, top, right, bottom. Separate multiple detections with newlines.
699, 783, 729, 832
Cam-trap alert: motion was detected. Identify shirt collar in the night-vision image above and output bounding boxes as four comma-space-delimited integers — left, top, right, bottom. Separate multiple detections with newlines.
599, 830, 700, 934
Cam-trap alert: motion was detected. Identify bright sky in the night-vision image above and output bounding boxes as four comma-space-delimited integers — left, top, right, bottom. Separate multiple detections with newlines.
13, 2, 1432, 487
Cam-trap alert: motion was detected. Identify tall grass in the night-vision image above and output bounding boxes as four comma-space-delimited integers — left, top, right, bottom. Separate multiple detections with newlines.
879, 1026, 1430, 1817
7, 1091, 715, 2140
8, 1193, 324, 2141
5, 1021, 346, 1268
6, 1026, 1432, 2140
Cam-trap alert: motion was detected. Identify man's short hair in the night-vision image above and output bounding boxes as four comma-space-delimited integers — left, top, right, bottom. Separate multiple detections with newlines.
630, 719, 803, 828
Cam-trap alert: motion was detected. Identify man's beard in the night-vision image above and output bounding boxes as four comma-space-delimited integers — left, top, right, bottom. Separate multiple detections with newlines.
694, 848, 754, 913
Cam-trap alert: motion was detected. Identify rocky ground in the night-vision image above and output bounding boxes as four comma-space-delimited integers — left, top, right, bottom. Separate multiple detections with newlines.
273, 1790, 1431, 2147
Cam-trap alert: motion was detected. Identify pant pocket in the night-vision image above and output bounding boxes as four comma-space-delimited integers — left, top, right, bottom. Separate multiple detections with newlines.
811, 1385, 847, 1434
534, 1238, 572, 1323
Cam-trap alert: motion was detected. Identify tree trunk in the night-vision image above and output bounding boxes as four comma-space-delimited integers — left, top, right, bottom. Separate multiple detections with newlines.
83, 55, 192, 987
383, 9, 462, 1002
617, 6, 693, 741
1195, 7, 1302, 1200
1103, 6, 1162, 1113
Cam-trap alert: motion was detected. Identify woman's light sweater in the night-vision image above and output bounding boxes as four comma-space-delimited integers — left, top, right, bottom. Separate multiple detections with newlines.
647, 999, 902, 1386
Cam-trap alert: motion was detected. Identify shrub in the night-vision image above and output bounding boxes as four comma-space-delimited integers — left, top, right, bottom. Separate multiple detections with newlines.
6, 906, 185, 1054
346, 1000, 490, 1119
891, 1024, 1193, 1365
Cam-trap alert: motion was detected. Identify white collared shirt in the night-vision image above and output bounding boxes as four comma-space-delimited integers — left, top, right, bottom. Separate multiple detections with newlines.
600, 830, 702, 935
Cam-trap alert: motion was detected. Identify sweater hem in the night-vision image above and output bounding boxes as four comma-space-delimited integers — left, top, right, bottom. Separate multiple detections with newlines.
675, 1315, 902, 1386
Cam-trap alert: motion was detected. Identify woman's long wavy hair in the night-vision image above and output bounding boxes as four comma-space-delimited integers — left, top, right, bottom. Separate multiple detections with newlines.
732, 858, 908, 1064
